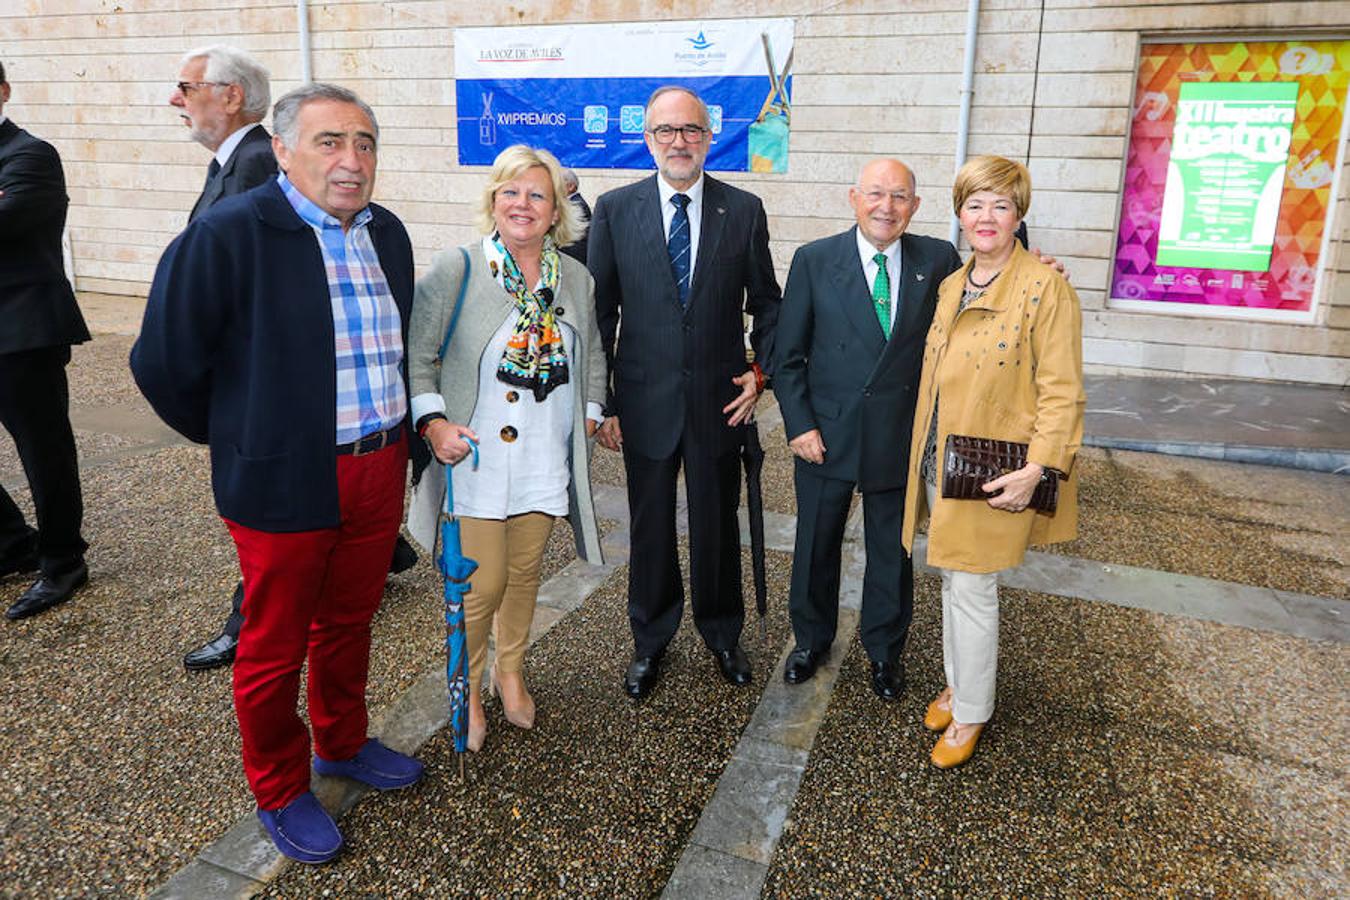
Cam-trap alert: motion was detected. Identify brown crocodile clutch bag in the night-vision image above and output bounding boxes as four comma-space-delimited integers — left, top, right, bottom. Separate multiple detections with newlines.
940, 434, 1063, 513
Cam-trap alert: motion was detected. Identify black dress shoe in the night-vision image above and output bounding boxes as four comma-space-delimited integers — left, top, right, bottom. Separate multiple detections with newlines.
6, 563, 88, 621
624, 655, 662, 699
389, 535, 418, 575
184, 632, 239, 671
869, 660, 906, 702
783, 648, 824, 685
713, 645, 752, 686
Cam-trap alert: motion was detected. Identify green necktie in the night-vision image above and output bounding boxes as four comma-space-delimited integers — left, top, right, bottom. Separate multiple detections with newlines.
871, 252, 891, 336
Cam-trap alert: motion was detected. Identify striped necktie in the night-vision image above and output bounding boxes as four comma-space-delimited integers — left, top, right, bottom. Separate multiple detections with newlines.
668, 193, 692, 307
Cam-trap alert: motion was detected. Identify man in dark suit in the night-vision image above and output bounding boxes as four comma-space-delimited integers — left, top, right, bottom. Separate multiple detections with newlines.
773, 158, 961, 699
560, 167, 590, 264
0, 61, 93, 621
171, 45, 280, 669
589, 86, 780, 698
132, 84, 423, 863
172, 45, 277, 225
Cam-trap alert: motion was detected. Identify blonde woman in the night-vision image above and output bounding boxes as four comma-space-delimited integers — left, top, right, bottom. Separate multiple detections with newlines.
901, 156, 1085, 769
407, 145, 605, 751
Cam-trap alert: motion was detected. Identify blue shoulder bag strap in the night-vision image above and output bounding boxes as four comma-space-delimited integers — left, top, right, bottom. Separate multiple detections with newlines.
436, 246, 471, 366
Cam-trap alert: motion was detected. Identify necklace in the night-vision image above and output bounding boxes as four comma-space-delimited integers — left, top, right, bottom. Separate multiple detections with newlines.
967, 268, 1000, 290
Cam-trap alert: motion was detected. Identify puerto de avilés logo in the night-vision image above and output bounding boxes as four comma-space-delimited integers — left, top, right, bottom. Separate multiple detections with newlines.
687, 31, 713, 51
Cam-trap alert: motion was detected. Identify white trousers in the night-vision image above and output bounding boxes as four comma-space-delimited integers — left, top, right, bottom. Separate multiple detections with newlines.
926, 484, 1001, 724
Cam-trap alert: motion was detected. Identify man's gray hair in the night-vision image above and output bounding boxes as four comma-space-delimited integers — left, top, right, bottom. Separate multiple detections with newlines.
643, 85, 711, 130
561, 167, 579, 193
272, 83, 379, 151
181, 45, 271, 121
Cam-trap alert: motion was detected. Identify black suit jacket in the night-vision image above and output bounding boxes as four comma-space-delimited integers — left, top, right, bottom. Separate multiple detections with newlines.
0, 119, 90, 355
773, 226, 960, 493
188, 124, 278, 222
589, 173, 780, 459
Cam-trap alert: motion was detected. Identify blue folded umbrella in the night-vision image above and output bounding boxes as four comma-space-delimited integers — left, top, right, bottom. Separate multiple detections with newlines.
438, 438, 479, 773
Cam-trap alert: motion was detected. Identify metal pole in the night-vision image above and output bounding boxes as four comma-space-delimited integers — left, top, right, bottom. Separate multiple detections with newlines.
950, 0, 981, 247
297, 0, 313, 84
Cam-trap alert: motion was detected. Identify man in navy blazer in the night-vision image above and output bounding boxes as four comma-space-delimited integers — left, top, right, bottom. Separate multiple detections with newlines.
132, 84, 422, 864
589, 86, 781, 698
0, 61, 92, 621
773, 158, 961, 699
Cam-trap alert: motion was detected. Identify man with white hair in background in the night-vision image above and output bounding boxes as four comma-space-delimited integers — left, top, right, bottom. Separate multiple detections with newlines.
170, 45, 279, 672
171, 45, 277, 225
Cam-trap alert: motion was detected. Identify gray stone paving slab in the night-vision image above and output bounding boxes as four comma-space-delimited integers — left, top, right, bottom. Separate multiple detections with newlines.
687, 755, 804, 864
1082, 374, 1350, 473
536, 556, 621, 614
1083, 373, 1348, 451
741, 611, 858, 754
195, 815, 288, 883
374, 666, 448, 753
662, 843, 767, 900
149, 860, 263, 900
668, 609, 861, 892
913, 536, 1347, 644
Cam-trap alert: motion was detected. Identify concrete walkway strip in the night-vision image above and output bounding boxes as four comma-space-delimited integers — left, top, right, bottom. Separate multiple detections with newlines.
912, 538, 1348, 645
663, 542, 866, 899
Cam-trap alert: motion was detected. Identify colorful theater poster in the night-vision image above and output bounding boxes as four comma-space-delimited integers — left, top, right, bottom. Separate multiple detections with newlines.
1156, 82, 1298, 271
1111, 40, 1350, 321
453, 19, 793, 173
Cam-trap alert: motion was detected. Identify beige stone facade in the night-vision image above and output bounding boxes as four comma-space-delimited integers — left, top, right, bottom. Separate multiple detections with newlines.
5, 0, 1346, 384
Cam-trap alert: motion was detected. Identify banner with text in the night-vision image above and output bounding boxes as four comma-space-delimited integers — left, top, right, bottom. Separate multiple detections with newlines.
1110, 40, 1350, 321
454, 19, 794, 172
1156, 82, 1298, 271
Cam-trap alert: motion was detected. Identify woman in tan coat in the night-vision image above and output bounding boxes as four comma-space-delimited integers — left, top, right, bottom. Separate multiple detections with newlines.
901, 156, 1085, 769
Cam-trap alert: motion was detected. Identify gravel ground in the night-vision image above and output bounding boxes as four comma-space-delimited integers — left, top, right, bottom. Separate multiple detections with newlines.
1051, 447, 1348, 598
763, 574, 1349, 898
264, 545, 794, 899
0, 443, 590, 898
69, 334, 144, 409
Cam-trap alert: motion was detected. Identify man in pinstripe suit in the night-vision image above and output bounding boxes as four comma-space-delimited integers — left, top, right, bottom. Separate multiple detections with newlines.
588, 86, 781, 699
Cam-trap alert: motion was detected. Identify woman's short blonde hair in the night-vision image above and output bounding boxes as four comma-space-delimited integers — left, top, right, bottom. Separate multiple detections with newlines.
952, 155, 1031, 219
476, 145, 584, 248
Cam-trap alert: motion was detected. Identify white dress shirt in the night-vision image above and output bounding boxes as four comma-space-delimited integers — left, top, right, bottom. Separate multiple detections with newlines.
657, 172, 705, 279
856, 228, 903, 333
214, 122, 262, 168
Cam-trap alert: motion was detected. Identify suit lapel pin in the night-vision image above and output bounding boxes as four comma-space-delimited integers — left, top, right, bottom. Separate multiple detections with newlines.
717, 207, 726, 215
916, 272, 925, 281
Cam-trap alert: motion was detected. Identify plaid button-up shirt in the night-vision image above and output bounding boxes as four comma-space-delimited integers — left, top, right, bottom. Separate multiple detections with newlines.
278, 173, 407, 445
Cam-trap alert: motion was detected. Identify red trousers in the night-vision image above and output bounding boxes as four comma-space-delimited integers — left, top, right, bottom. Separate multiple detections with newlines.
225, 440, 407, 810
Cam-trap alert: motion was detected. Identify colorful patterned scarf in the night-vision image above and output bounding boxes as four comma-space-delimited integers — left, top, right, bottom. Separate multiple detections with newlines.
495, 236, 569, 401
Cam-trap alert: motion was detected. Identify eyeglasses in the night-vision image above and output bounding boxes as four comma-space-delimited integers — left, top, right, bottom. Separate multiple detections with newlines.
648, 124, 709, 144
176, 81, 226, 96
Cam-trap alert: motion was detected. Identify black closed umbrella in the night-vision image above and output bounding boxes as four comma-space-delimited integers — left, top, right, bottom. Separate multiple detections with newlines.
739, 418, 768, 631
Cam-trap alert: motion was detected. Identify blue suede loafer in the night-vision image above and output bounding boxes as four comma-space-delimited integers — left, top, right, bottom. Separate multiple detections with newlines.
256, 791, 342, 864
313, 738, 424, 790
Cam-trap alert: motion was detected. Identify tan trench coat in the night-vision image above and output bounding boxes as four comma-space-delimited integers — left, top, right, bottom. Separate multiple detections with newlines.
901, 242, 1085, 574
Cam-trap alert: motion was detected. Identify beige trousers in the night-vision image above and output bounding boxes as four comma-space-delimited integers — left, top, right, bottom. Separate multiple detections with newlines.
925, 484, 1001, 724
458, 512, 555, 689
